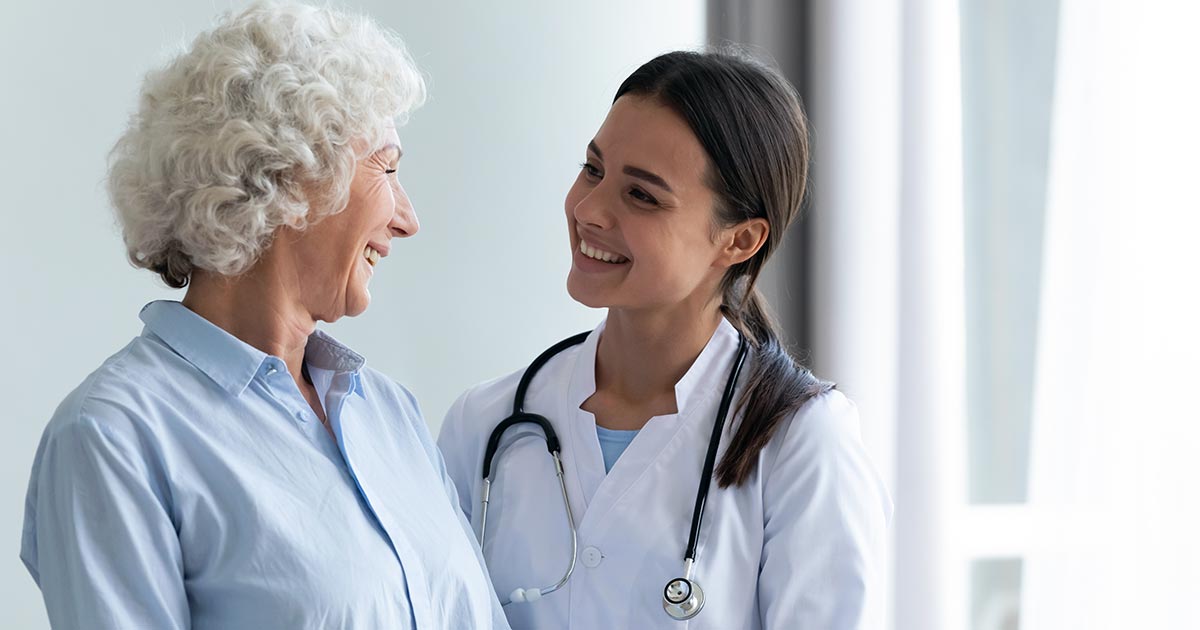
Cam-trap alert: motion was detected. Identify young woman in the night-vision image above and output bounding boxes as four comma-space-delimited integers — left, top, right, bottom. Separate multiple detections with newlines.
438, 51, 892, 629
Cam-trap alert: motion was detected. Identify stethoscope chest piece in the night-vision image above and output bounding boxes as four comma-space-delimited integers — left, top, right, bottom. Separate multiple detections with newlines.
488, 330, 747, 620
663, 577, 705, 620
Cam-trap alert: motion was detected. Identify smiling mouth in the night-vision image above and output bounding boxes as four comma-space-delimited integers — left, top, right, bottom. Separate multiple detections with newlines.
363, 245, 382, 267
579, 239, 629, 264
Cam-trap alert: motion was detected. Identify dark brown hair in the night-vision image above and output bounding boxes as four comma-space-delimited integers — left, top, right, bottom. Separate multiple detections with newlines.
616, 50, 834, 487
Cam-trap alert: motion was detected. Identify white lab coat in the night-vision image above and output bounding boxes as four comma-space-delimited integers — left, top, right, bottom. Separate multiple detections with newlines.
438, 318, 892, 629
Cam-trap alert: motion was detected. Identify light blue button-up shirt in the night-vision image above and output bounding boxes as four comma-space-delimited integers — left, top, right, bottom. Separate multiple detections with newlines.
20, 301, 508, 630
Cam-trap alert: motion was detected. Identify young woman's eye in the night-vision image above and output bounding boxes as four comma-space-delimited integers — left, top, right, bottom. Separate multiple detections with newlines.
629, 187, 659, 205
579, 162, 602, 180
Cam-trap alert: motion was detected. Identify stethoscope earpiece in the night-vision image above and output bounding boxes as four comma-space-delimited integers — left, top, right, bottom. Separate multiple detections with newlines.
663, 577, 705, 620
509, 587, 543, 603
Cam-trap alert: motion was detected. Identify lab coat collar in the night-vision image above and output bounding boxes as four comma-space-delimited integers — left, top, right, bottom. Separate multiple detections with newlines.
567, 322, 603, 413
566, 316, 741, 415
673, 317, 741, 413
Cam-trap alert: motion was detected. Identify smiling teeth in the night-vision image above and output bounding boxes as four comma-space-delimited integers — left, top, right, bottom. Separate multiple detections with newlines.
580, 239, 628, 264
363, 246, 381, 266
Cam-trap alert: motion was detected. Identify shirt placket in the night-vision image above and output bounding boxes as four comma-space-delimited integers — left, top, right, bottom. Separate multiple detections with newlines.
326, 374, 430, 629
254, 359, 343, 463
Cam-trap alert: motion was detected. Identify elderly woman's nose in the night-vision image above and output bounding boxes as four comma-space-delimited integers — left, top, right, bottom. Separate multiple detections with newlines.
390, 184, 419, 238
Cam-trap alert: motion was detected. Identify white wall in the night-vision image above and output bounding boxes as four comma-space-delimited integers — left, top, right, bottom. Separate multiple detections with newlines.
0, 1, 704, 626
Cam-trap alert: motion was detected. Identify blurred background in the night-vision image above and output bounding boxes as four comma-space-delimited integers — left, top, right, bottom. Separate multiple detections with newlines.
2, 0, 1197, 628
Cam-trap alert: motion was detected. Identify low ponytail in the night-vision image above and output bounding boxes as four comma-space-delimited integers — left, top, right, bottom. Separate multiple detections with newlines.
717, 286, 833, 488
617, 50, 828, 488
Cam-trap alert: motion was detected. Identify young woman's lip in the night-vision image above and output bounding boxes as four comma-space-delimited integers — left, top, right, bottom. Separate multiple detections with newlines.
572, 243, 630, 271
575, 226, 629, 259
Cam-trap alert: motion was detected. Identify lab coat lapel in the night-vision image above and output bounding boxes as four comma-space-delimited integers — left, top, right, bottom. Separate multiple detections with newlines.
568, 318, 742, 539
562, 324, 607, 513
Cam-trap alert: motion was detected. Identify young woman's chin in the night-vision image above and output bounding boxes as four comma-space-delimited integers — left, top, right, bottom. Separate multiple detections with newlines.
566, 278, 607, 309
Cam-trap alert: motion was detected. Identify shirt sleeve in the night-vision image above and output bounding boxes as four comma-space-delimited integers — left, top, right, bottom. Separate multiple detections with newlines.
21, 413, 188, 630
757, 391, 893, 630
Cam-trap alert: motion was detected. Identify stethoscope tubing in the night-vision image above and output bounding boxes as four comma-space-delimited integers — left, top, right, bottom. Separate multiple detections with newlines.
683, 333, 748, 565
479, 333, 589, 604
479, 328, 748, 615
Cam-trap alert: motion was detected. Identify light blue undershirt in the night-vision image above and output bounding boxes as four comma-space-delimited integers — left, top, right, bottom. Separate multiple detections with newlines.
595, 425, 639, 473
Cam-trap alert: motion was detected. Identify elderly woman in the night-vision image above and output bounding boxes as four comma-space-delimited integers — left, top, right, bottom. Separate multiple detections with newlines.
19, 3, 508, 629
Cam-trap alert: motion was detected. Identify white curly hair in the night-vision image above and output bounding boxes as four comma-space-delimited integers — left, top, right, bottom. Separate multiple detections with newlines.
108, 1, 426, 288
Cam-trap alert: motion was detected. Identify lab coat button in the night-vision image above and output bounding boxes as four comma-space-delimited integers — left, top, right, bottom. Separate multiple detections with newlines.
581, 546, 603, 568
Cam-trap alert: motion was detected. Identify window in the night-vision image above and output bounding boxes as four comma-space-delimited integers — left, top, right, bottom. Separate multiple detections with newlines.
961, 1, 1060, 628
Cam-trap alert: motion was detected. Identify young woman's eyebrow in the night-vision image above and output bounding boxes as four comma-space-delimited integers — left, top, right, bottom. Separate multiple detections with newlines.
587, 140, 673, 192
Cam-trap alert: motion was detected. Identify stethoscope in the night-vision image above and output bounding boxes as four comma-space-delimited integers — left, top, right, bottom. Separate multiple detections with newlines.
478, 330, 748, 621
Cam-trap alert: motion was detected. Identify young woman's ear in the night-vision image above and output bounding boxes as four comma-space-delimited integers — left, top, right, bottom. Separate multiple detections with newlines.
720, 218, 770, 267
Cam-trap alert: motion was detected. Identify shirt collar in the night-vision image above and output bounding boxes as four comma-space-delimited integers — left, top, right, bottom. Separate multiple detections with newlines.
139, 301, 365, 398
304, 330, 367, 398
304, 329, 366, 375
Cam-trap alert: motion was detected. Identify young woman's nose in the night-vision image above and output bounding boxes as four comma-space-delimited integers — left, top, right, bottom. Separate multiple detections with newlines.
571, 187, 615, 231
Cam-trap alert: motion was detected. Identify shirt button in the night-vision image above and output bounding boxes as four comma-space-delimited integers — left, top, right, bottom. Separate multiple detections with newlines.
266, 366, 278, 376
294, 410, 308, 422
581, 546, 603, 568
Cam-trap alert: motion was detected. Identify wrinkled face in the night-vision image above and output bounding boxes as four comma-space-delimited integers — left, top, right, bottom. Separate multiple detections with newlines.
288, 125, 419, 322
565, 95, 727, 312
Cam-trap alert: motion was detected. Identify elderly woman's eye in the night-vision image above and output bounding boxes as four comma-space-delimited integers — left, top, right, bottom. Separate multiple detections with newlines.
385, 168, 397, 175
